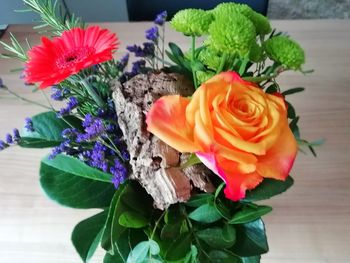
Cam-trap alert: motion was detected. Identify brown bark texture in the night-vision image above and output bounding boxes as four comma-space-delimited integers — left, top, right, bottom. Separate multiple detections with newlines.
112, 72, 214, 209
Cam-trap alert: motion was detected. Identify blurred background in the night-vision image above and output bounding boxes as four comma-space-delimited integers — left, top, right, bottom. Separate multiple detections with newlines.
1, 0, 349, 25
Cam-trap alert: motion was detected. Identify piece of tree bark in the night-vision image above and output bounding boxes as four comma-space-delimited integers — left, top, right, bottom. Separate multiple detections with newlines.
112, 72, 214, 209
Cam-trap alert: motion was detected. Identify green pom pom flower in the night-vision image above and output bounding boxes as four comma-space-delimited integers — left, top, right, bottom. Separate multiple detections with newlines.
208, 13, 256, 56
264, 36, 305, 69
170, 9, 213, 36
198, 47, 222, 70
212, 3, 271, 35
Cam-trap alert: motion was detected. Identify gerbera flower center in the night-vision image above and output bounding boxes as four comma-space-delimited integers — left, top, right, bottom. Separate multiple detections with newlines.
56, 47, 95, 69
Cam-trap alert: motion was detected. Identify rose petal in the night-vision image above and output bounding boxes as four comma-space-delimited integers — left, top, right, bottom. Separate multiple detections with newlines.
146, 95, 199, 152
256, 125, 297, 180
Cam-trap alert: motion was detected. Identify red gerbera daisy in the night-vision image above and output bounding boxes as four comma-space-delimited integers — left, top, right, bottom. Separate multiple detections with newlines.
25, 26, 119, 89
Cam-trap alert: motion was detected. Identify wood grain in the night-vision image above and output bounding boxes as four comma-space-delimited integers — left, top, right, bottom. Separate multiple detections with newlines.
0, 20, 349, 262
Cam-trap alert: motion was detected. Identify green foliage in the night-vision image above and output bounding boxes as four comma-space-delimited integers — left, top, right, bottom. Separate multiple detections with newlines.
229, 205, 272, 225
39, 161, 115, 208
244, 176, 294, 202
72, 210, 108, 262
231, 219, 268, 257
19, 111, 76, 148
0, 32, 29, 61
170, 9, 213, 36
22, 0, 84, 35
127, 240, 161, 263
264, 35, 305, 70
188, 203, 222, 223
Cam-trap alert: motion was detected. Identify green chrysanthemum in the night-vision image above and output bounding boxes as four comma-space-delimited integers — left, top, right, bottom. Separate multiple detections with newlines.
212, 3, 271, 35
196, 70, 215, 84
249, 42, 264, 62
198, 47, 222, 70
208, 13, 256, 56
170, 9, 213, 36
264, 36, 305, 69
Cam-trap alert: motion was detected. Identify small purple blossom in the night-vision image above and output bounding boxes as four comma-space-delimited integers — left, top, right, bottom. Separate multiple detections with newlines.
142, 42, 155, 57
24, 118, 34, 132
126, 44, 145, 57
62, 128, 78, 139
58, 97, 79, 117
49, 146, 62, 160
82, 114, 94, 128
145, 26, 159, 42
131, 60, 146, 75
0, 140, 7, 150
89, 142, 109, 172
154, 11, 167, 25
0, 78, 4, 88
110, 159, 127, 188
117, 54, 129, 71
77, 115, 106, 142
51, 86, 64, 101
13, 128, 20, 141
5, 134, 13, 144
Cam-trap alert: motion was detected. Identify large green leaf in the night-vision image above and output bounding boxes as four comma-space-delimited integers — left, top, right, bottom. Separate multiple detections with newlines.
241, 256, 261, 263
42, 154, 113, 183
230, 219, 268, 257
196, 226, 236, 249
161, 232, 192, 261
72, 210, 108, 262
186, 193, 213, 208
19, 111, 78, 148
119, 211, 149, 229
40, 162, 115, 208
208, 250, 241, 263
244, 176, 294, 202
229, 205, 272, 225
188, 203, 222, 224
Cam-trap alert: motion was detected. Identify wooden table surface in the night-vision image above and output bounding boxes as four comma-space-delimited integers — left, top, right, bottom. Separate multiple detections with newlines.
0, 20, 349, 263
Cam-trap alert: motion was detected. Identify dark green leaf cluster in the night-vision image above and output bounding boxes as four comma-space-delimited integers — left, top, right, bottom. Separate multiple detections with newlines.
39, 151, 294, 263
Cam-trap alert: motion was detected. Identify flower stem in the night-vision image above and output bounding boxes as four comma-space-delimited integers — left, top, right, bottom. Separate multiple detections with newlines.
3, 85, 52, 110
216, 53, 228, 74
191, 35, 199, 89
80, 78, 105, 108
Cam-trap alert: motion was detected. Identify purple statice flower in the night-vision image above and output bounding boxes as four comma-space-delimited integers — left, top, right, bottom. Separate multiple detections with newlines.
142, 42, 155, 57
62, 128, 78, 139
126, 44, 145, 57
82, 114, 94, 128
131, 60, 146, 75
117, 54, 129, 71
49, 140, 73, 160
49, 146, 62, 160
89, 142, 108, 172
0, 140, 7, 150
145, 26, 159, 42
110, 159, 127, 188
24, 118, 34, 132
13, 128, 20, 141
58, 97, 79, 117
5, 134, 13, 144
154, 11, 167, 25
51, 86, 64, 101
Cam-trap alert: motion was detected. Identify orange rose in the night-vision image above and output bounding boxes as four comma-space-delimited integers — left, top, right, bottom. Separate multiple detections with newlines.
146, 71, 297, 201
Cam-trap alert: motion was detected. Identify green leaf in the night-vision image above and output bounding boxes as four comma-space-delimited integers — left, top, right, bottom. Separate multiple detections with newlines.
126, 241, 151, 263
196, 227, 236, 249
72, 210, 108, 262
208, 250, 241, 263
169, 42, 184, 59
42, 154, 113, 183
244, 176, 294, 202
188, 203, 222, 224
286, 101, 296, 119
265, 84, 279, 94
229, 205, 272, 225
119, 211, 149, 228
282, 87, 305, 96
19, 111, 75, 148
161, 232, 192, 261
186, 193, 213, 208
230, 219, 268, 257
181, 153, 202, 169
40, 162, 115, 208
289, 116, 300, 138
103, 252, 124, 263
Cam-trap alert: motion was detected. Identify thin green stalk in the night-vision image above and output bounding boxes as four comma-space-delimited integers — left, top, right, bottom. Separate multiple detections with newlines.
3, 86, 52, 110
150, 210, 166, 240
191, 35, 198, 88
80, 78, 105, 108
238, 56, 249, 76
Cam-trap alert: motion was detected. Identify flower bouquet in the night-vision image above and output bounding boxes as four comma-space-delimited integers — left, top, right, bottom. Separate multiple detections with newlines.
0, 1, 321, 262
